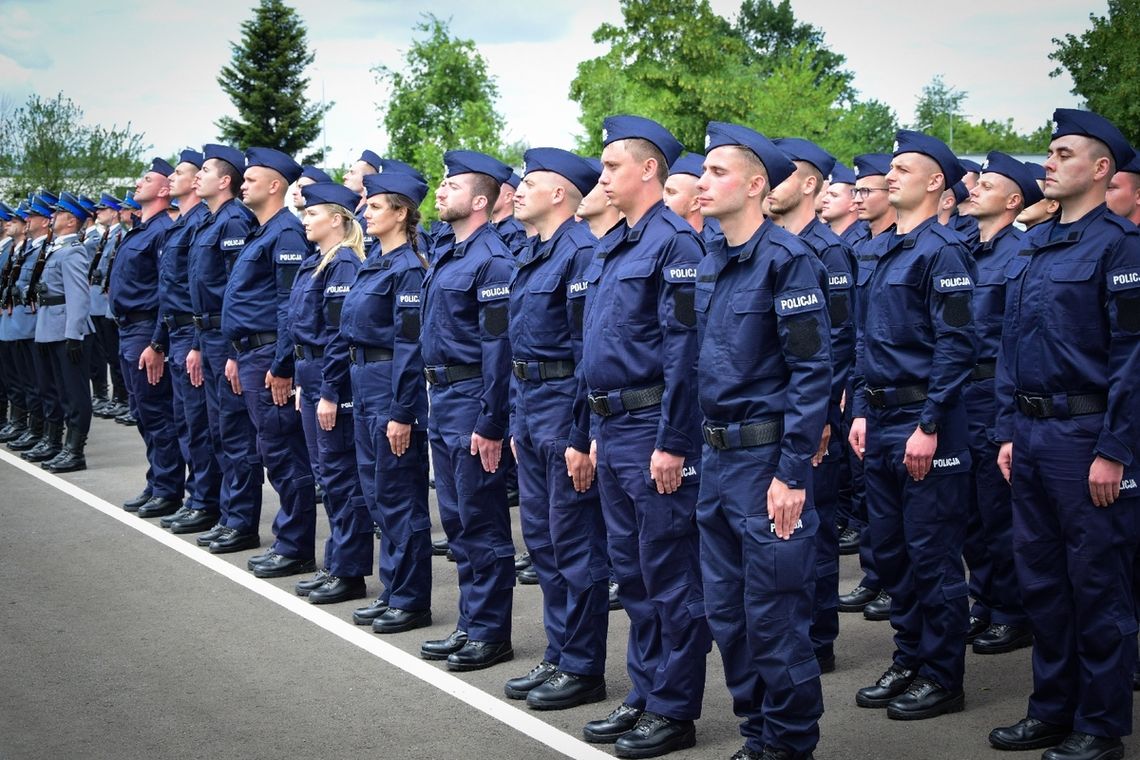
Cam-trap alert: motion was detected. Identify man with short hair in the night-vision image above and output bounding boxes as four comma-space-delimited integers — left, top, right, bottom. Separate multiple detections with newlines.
576, 161, 621, 239
87, 194, 128, 420
0, 201, 41, 451
1017, 162, 1061, 229
493, 172, 528, 256
1107, 155, 1140, 225
820, 161, 868, 248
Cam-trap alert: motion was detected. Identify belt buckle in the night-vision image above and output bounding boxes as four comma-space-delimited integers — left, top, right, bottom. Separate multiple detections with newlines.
867, 388, 885, 407
512, 360, 527, 380
1027, 395, 1048, 416
349, 346, 358, 363
705, 425, 727, 449
424, 367, 439, 385
588, 393, 611, 417
192, 315, 205, 329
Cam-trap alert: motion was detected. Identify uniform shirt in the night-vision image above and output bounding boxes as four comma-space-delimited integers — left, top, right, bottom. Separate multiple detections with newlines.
580, 200, 704, 456
153, 202, 209, 347
495, 215, 529, 257
852, 215, 976, 424
288, 246, 362, 405
7, 235, 49, 340
839, 219, 871, 249
332, 242, 428, 425
82, 226, 99, 266
700, 217, 724, 249
950, 212, 980, 250
696, 220, 832, 488
222, 207, 308, 378
108, 211, 174, 320
994, 204, 1140, 465
508, 217, 597, 452
421, 222, 513, 440
188, 197, 257, 348
89, 223, 123, 317
34, 233, 91, 343
971, 224, 1024, 364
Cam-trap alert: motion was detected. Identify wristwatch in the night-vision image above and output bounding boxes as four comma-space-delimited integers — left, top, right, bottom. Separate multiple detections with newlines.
149, 341, 166, 354
918, 420, 939, 435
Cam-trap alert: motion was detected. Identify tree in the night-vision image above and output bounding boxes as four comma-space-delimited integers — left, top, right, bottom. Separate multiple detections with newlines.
1050, 0, 1140, 144
216, 0, 331, 164
0, 92, 148, 199
374, 15, 519, 220
735, 0, 852, 97
911, 75, 1050, 155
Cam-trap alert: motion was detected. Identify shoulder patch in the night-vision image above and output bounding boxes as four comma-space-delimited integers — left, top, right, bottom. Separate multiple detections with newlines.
275, 251, 305, 265
932, 273, 973, 292
1108, 268, 1140, 291
775, 287, 825, 316
477, 282, 510, 301
663, 264, 697, 283
828, 272, 852, 289
397, 291, 421, 306
325, 284, 351, 296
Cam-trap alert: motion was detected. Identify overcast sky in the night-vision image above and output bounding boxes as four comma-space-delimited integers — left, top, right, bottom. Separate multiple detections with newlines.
0, 0, 1102, 169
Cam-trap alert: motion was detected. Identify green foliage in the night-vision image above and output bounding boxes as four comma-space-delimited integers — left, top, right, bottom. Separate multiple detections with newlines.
216, 0, 331, 164
0, 92, 148, 199
374, 15, 521, 221
1050, 0, 1140, 144
911, 75, 1050, 155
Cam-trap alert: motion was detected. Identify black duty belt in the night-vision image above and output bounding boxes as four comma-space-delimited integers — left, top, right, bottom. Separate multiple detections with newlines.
350, 345, 394, 364
866, 383, 928, 409
39, 295, 66, 307
294, 344, 324, 360
970, 361, 997, 381
1015, 391, 1108, 419
193, 313, 222, 331
424, 363, 481, 386
512, 358, 575, 382
116, 309, 157, 326
702, 418, 783, 450
587, 383, 665, 417
231, 331, 277, 354
163, 312, 196, 329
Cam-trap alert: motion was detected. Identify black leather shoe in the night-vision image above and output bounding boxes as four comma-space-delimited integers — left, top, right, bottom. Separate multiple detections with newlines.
839, 584, 878, 612
307, 576, 366, 605
371, 607, 432, 634
507, 487, 520, 507
246, 549, 277, 568
856, 664, 916, 708
757, 749, 804, 760
197, 523, 227, 546
965, 615, 990, 643
251, 553, 316, 578
123, 489, 153, 512
446, 548, 456, 562
729, 747, 762, 760
160, 505, 193, 528
421, 628, 468, 660
22, 439, 61, 462
115, 410, 137, 426
208, 527, 260, 554
863, 591, 891, 621
584, 703, 643, 744
518, 565, 539, 585
44, 449, 86, 473
613, 712, 696, 759
446, 640, 514, 671
887, 677, 964, 720
504, 660, 558, 699
514, 551, 532, 571
838, 525, 862, 555
973, 623, 1032, 654
294, 569, 330, 596
988, 717, 1071, 751
169, 509, 221, 535
609, 580, 623, 611
352, 596, 389, 625
7, 429, 39, 451
432, 537, 450, 556
1042, 732, 1124, 760
526, 671, 606, 710
41, 447, 71, 470
136, 497, 182, 519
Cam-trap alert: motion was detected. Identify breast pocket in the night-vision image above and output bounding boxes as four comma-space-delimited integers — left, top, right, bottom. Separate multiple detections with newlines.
973, 264, 1006, 329
436, 271, 475, 329
614, 257, 658, 333
884, 266, 926, 341
727, 287, 775, 372
1046, 260, 1101, 333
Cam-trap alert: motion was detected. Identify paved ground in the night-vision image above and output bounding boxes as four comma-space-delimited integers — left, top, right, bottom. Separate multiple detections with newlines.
0, 414, 1133, 760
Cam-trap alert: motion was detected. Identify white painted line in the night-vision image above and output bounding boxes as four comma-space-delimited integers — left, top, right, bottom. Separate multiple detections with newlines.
0, 450, 614, 760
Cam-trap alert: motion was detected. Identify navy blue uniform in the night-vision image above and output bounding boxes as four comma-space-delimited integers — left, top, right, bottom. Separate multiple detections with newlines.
495, 215, 528, 257
222, 208, 315, 558
509, 218, 609, 677
109, 212, 185, 500
422, 223, 514, 642
580, 201, 711, 720
0, 237, 47, 432
695, 220, 831, 756
852, 216, 976, 693
839, 219, 871, 249
88, 224, 126, 407
995, 205, 1140, 738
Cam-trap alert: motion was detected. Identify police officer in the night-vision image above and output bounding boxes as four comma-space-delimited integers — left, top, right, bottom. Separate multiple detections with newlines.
939, 180, 980, 249
290, 181, 370, 604
770, 137, 857, 676
418, 150, 515, 671
88, 194, 128, 420
0, 202, 35, 448
579, 116, 710, 758
220, 148, 315, 563
663, 152, 721, 247
33, 192, 94, 472
956, 152, 1041, 655
109, 159, 186, 515
694, 122, 831, 760
849, 131, 975, 720
1107, 154, 1140, 225
501, 148, 610, 709
576, 163, 622, 240
493, 172, 528, 256
344, 149, 382, 251
821, 161, 870, 248
291, 165, 332, 214
0, 202, 18, 443
339, 170, 433, 632
988, 110, 1140, 760
185, 145, 262, 542
1016, 162, 1061, 230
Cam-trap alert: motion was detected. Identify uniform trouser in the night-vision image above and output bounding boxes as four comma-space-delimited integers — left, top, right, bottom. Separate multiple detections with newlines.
169, 326, 221, 513
87, 315, 108, 396
838, 398, 880, 592
198, 329, 262, 530
11, 339, 43, 421
296, 358, 372, 577
0, 340, 17, 415
43, 339, 91, 438
428, 379, 513, 642
236, 343, 315, 558
698, 443, 822, 756
119, 322, 184, 499
595, 410, 710, 721
92, 315, 126, 401
1012, 411, 1137, 738
514, 378, 609, 676
810, 437, 840, 659
963, 379, 1024, 627
351, 360, 431, 610
864, 402, 969, 692
33, 340, 62, 425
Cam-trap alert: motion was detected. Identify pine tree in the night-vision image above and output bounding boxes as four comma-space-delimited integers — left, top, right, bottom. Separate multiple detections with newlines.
216, 0, 330, 163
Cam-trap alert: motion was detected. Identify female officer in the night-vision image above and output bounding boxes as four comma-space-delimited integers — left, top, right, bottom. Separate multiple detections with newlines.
290, 182, 372, 605
332, 170, 433, 633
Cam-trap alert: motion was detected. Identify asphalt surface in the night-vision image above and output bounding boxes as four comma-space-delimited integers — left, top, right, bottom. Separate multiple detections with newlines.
0, 413, 1133, 760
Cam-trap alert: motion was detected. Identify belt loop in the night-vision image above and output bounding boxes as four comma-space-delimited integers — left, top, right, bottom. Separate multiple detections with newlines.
724, 423, 743, 450
1052, 393, 1070, 419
